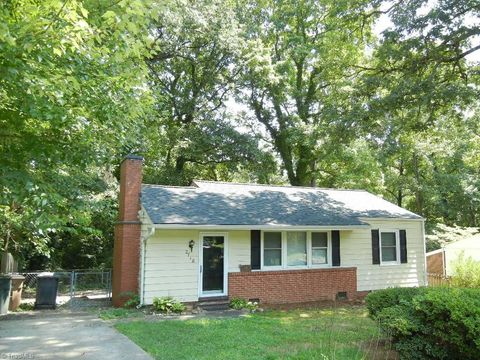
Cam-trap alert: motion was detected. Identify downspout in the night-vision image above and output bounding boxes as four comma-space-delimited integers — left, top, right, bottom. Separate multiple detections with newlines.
421, 219, 427, 286
140, 225, 155, 306
139, 207, 155, 306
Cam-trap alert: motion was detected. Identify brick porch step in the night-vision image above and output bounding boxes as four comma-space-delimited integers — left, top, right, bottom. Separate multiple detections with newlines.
197, 296, 230, 311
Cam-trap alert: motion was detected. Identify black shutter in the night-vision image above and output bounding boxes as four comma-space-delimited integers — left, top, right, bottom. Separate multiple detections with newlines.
372, 229, 380, 265
332, 230, 340, 266
400, 229, 408, 263
251, 230, 261, 270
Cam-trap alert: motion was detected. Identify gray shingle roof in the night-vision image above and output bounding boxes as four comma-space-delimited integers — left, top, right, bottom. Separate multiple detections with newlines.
141, 180, 422, 226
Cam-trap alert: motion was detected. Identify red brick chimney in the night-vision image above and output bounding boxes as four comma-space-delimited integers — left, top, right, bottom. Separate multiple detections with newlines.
112, 155, 143, 307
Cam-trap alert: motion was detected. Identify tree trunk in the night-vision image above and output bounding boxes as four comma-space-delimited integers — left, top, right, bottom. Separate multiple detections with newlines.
412, 154, 424, 216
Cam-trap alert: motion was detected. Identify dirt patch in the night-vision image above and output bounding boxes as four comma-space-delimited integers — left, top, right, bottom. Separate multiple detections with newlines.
260, 299, 363, 310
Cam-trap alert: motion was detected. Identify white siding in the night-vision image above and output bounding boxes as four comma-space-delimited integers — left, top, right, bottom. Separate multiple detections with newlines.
228, 231, 250, 272
143, 230, 199, 304
143, 229, 250, 304
342, 219, 426, 291
143, 222, 426, 303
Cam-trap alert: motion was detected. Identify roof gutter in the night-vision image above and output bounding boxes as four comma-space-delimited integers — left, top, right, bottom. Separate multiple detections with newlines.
358, 217, 424, 222
152, 224, 369, 230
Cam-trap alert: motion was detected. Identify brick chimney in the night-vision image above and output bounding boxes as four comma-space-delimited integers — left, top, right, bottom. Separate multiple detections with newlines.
112, 155, 143, 307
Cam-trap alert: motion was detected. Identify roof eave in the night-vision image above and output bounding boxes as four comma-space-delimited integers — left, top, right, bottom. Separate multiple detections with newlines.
151, 224, 370, 230
358, 216, 425, 222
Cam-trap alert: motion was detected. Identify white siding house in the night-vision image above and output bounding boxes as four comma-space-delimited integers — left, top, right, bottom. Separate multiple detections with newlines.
136, 181, 426, 305
112, 156, 426, 306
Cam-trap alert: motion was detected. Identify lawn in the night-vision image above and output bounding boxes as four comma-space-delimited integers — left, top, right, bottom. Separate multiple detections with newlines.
115, 306, 394, 360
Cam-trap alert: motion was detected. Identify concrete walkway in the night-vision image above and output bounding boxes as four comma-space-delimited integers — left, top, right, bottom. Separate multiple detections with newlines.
0, 311, 153, 359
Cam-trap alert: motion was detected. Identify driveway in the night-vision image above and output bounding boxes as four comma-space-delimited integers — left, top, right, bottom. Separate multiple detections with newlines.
0, 311, 152, 359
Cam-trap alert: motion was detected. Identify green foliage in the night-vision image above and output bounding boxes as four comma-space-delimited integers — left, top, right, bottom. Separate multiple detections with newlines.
229, 297, 259, 312
2, 0, 480, 270
229, 297, 248, 310
370, 287, 480, 360
0, 0, 157, 263
355, 0, 480, 226
16, 302, 35, 312
365, 287, 425, 319
425, 224, 480, 252
121, 292, 140, 309
142, 0, 277, 186
450, 252, 480, 288
236, 0, 375, 186
152, 296, 186, 314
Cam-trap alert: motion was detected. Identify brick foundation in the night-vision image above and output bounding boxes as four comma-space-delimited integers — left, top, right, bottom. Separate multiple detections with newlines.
228, 267, 357, 304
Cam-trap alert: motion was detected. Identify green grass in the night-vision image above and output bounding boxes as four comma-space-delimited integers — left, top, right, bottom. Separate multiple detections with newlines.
98, 307, 144, 320
115, 306, 390, 360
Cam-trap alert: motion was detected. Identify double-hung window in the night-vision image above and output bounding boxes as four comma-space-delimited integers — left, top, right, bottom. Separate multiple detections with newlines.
312, 232, 328, 265
263, 232, 282, 267
262, 231, 331, 269
380, 230, 400, 265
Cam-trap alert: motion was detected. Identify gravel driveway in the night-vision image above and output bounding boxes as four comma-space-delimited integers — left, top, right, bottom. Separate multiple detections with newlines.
0, 311, 152, 359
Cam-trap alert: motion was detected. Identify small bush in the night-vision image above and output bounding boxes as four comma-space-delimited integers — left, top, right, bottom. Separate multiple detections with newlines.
120, 291, 140, 309
365, 287, 425, 319
229, 297, 248, 310
372, 287, 480, 360
450, 252, 480, 288
229, 297, 258, 312
16, 302, 35, 312
152, 296, 186, 314
245, 300, 259, 312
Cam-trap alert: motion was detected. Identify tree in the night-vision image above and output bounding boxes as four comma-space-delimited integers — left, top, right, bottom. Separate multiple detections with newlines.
355, 0, 480, 224
142, 0, 276, 185
235, 0, 375, 186
0, 0, 156, 261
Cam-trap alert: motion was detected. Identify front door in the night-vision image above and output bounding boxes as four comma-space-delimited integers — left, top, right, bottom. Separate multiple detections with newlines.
201, 234, 226, 296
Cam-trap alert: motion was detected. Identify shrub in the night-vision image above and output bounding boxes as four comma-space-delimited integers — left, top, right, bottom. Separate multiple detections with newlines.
365, 287, 425, 319
229, 297, 258, 312
152, 296, 186, 314
374, 287, 480, 360
245, 300, 259, 312
121, 291, 140, 309
229, 297, 248, 310
450, 252, 480, 288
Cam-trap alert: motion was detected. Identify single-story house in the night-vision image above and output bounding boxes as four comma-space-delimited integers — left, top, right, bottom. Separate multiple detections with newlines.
112, 156, 427, 307
426, 234, 480, 276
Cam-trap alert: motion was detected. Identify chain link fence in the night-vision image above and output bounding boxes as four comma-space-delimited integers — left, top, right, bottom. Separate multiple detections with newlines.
20, 269, 112, 308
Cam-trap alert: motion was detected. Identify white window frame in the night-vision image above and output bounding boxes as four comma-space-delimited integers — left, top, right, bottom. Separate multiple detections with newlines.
379, 229, 401, 266
286, 231, 308, 268
261, 231, 283, 270
260, 230, 332, 270
310, 231, 331, 268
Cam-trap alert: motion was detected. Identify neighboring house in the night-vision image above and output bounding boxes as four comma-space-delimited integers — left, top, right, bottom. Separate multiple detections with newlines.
112, 156, 427, 307
426, 235, 480, 276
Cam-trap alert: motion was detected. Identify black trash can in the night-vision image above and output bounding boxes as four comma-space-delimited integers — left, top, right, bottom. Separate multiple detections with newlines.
35, 275, 59, 310
0, 274, 12, 315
